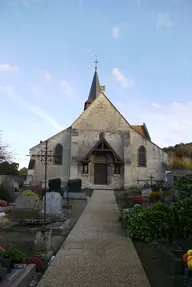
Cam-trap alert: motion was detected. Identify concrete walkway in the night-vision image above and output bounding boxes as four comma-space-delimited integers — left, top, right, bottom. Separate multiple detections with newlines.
37, 190, 150, 287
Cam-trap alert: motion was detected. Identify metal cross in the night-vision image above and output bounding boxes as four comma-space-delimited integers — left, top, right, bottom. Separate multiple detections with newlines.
27, 140, 54, 222
149, 174, 154, 187
94, 55, 99, 70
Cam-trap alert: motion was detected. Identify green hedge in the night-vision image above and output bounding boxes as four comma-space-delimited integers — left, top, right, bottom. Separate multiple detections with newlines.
122, 197, 192, 242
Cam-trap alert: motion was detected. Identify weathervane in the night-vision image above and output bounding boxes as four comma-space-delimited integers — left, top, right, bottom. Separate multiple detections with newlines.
94, 55, 99, 71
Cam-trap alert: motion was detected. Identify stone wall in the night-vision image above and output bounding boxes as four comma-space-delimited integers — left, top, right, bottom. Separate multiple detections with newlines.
29, 128, 71, 185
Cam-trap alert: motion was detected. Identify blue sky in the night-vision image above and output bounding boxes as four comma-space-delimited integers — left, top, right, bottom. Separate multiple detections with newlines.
0, 0, 192, 168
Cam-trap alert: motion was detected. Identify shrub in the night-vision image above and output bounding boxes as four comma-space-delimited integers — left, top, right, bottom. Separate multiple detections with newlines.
172, 197, 192, 239
0, 200, 7, 207
23, 190, 39, 201
0, 185, 13, 203
174, 177, 192, 191
122, 203, 175, 242
123, 197, 192, 242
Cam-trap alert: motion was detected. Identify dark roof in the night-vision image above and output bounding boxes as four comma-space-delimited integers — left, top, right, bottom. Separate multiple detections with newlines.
85, 70, 101, 106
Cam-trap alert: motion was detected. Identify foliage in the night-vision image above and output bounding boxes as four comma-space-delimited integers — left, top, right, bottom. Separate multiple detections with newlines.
19, 167, 28, 176
2, 248, 25, 262
0, 200, 7, 207
122, 203, 175, 242
0, 185, 13, 203
0, 132, 11, 164
163, 142, 192, 170
149, 192, 161, 202
122, 197, 192, 242
172, 197, 192, 239
23, 190, 39, 201
173, 175, 192, 199
174, 175, 192, 191
0, 161, 19, 175
161, 188, 172, 199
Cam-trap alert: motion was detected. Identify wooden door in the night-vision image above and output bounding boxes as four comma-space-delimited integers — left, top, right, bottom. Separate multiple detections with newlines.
94, 163, 108, 185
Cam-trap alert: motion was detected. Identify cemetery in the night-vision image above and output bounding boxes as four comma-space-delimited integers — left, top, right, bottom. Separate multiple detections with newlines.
0, 177, 88, 287
115, 174, 192, 287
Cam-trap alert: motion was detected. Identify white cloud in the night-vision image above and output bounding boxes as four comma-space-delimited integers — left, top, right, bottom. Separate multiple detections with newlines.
0, 64, 18, 71
60, 80, 74, 95
43, 71, 52, 82
112, 68, 134, 87
21, 0, 41, 8
156, 13, 174, 28
115, 100, 192, 147
112, 26, 121, 38
0, 86, 63, 131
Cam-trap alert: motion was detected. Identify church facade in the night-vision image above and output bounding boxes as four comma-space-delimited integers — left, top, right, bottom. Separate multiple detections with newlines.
27, 69, 168, 190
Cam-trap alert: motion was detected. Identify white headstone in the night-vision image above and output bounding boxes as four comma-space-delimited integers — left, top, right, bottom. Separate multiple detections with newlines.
141, 187, 152, 197
42, 192, 62, 215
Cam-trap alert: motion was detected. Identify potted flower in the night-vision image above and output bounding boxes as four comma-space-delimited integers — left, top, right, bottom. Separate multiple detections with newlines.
2, 248, 25, 264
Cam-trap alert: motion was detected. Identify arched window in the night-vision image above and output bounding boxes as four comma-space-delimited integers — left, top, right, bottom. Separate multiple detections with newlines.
138, 146, 147, 167
54, 144, 63, 165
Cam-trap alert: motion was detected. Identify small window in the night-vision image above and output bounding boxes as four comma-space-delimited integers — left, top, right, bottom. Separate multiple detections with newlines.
114, 164, 121, 175
82, 163, 88, 174
54, 144, 63, 165
138, 146, 147, 167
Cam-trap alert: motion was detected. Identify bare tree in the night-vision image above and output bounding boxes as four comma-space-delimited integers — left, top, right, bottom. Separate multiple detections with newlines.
0, 131, 11, 163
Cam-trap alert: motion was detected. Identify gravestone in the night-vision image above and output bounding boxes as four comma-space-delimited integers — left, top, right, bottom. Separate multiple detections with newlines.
15, 195, 40, 210
141, 187, 152, 198
42, 192, 62, 216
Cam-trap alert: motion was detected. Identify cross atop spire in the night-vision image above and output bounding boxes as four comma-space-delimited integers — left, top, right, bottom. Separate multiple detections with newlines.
94, 55, 99, 71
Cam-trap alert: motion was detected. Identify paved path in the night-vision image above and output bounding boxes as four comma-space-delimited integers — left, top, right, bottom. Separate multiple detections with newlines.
37, 190, 150, 287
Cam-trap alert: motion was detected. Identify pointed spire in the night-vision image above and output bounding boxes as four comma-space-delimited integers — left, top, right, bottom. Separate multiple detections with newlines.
87, 69, 101, 102
84, 58, 102, 110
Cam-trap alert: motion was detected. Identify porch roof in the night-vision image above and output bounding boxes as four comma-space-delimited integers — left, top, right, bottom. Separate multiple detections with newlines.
80, 138, 123, 163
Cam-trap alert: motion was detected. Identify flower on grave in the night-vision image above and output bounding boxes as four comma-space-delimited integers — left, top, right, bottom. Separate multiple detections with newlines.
188, 259, 192, 268
183, 253, 188, 262
0, 200, 7, 207
0, 247, 5, 253
183, 250, 192, 268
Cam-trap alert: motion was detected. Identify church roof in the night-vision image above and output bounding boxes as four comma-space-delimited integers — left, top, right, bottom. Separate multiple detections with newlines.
131, 124, 151, 140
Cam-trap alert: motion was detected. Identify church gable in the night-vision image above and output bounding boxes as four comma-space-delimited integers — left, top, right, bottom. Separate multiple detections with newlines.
72, 93, 130, 132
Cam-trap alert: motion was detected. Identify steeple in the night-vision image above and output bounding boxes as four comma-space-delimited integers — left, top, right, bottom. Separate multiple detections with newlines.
84, 58, 103, 110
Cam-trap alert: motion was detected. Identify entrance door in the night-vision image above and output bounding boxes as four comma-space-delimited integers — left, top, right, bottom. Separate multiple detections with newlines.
94, 163, 108, 185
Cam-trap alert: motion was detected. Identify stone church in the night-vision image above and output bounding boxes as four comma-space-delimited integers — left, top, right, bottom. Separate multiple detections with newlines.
27, 68, 168, 189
